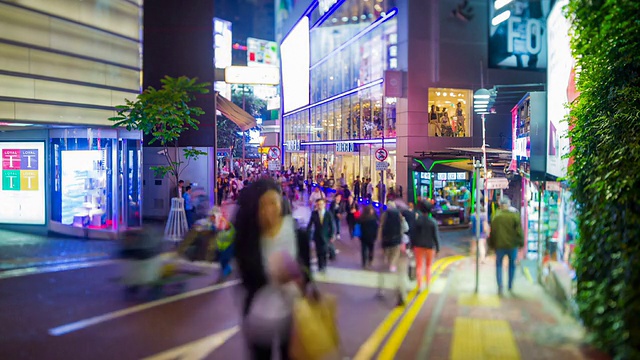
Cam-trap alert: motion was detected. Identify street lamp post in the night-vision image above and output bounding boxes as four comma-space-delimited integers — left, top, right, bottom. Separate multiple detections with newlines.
473, 88, 495, 293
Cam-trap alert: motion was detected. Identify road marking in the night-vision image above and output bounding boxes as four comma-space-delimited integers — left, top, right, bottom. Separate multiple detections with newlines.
352, 256, 455, 360
450, 318, 520, 360
314, 267, 407, 290
0, 259, 116, 280
141, 325, 240, 360
523, 266, 534, 284
49, 279, 240, 336
376, 256, 464, 360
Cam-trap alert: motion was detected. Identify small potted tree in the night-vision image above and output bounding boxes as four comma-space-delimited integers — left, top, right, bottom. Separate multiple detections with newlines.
110, 76, 210, 240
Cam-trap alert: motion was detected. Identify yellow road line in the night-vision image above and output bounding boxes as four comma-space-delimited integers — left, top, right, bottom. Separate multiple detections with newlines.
353, 255, 463, 360
376, 256, 464, 360
352, 257, 447, 360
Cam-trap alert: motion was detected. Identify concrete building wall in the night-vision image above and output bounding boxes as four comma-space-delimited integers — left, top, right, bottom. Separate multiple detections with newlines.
143, 0, 216, 147
0, 0, 141, 126
395, 0, 546, 198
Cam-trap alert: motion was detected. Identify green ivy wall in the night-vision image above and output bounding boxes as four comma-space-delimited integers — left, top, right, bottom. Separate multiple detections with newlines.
567, 0, 640, 358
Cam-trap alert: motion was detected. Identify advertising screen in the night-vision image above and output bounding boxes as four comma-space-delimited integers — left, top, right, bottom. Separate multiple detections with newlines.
546, 0, 571, 178
489, 0, 552, 70
0, 141, 46, 225
281, 16, 310, 113
214, 18, 232, 69
248, 37, 279, 67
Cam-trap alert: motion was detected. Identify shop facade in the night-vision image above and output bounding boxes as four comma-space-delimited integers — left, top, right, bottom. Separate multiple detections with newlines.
279, 0, 548, 201
0, 128, 142, 239
0, 0, 143, 239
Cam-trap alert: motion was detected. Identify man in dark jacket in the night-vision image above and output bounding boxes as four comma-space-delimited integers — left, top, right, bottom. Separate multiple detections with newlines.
307, 198, 336, 272
410, 200, 441, 291
353, 176, 361, 200
378, 201, 409, 272
378, 201, 409, 305
488, 197, 524, 295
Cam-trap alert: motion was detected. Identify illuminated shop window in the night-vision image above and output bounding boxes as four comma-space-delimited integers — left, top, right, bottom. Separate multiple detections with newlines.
428, 88, 472, 137
50, 137, 115, 229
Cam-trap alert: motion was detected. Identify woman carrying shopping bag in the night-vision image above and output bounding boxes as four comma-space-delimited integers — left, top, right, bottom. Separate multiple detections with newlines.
235, 179, 314, 360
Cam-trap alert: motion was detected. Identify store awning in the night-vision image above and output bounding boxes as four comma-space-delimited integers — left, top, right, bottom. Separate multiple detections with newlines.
216, 93, 257, 131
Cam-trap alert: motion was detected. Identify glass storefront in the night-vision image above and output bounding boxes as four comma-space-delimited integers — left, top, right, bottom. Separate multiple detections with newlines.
428, 88, 472, 137
300, 143, 396, 200
310, 0, 398, 65
284, 84, 397, 142
50, 128, 141, 233
282, 0, 400, 200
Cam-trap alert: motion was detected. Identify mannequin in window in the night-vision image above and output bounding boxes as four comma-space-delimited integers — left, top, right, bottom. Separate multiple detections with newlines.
441, 108, 453, 137
456, 102, 466, 137
429, 105, 439, 136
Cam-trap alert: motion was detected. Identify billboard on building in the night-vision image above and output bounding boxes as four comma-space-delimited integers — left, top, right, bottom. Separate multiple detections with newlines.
489, 0, 555, 70
247, 38, 279, 67
214, 18, 232, 69
546, 0, 571, 179
281, 16, 310, 113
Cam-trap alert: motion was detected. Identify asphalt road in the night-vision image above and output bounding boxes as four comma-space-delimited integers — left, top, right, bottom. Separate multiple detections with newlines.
0, 225, 472, 360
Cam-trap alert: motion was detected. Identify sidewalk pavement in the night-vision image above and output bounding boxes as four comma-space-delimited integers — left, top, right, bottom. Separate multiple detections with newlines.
393, 255, 609, 360
0, 229, 117, 271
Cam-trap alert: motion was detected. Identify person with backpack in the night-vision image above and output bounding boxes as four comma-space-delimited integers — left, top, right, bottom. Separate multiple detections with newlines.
377, 201, 409, 305
353, 205, 378, 269
378, 201, 409, 272
409, 200, 441, 292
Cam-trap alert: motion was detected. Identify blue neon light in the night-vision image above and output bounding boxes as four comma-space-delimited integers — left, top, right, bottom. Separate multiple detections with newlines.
310, 8, 398, 70
311, 0, 348, 29
283, 78, 383, 116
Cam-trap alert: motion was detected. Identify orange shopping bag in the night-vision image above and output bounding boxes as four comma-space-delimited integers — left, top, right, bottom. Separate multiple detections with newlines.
289, 291, 340, 360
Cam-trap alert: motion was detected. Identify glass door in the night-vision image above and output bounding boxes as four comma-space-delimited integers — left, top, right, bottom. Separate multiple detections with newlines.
118, 139, 142, 228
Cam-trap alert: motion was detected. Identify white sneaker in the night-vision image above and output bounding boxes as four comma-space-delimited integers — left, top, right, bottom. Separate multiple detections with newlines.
389, 265, 397, 272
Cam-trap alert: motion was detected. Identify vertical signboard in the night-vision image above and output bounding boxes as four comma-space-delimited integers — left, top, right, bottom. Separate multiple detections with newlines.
0, 142, 46, 224
546, 0, 571, 179
214, 18, 232, 69
528, 91, 547, 180
489, 0, 552, 70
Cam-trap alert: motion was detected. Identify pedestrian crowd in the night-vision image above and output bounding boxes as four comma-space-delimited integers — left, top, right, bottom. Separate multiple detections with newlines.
165, 168, 524, 359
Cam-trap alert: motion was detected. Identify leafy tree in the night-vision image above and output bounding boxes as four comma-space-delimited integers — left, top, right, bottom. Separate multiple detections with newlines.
110, 76, 211, 189
566, 0, 640, 358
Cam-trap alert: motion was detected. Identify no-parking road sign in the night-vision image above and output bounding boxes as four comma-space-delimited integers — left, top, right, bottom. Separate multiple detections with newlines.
267, 147, 281, 160
375, 147, 388, 162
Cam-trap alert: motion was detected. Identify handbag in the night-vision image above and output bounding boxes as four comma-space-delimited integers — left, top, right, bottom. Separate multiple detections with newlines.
353, 223, 362, 238
289, 274, 340, 360
243, 284, 295, 347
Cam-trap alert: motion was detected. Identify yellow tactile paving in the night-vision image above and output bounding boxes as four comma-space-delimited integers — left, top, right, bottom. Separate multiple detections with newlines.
458, 293, 501, 308
450, 317, 521, 360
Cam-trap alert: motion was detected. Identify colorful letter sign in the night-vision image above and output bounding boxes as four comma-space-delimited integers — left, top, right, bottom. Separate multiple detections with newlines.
0, 142, 45, 224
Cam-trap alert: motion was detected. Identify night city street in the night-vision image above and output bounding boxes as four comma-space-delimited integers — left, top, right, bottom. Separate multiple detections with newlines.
1, 0, 639, 358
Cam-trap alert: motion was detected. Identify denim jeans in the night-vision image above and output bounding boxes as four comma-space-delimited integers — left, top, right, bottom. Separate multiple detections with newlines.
218, 243, 234, 277
495, 248, 518, 291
